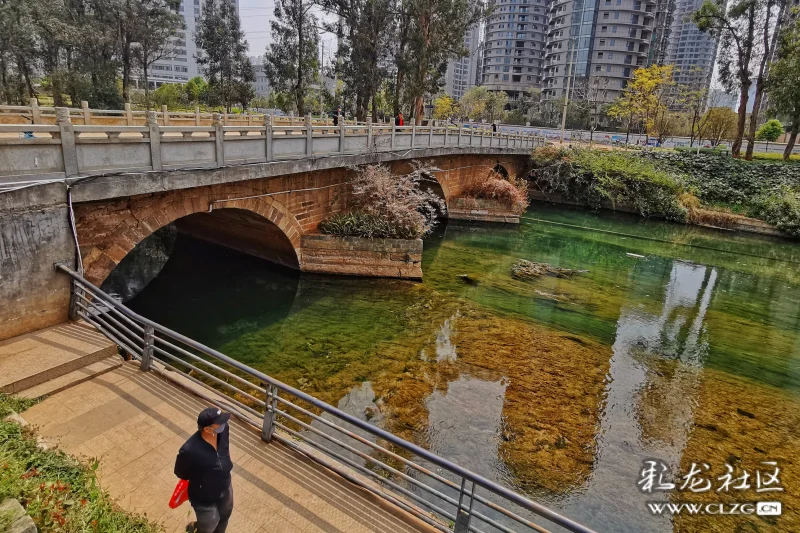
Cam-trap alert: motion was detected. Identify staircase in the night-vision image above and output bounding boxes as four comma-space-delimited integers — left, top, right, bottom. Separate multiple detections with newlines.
0, 322, 120, 399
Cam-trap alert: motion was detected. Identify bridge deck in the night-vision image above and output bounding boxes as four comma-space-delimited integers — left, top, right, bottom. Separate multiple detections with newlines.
22, 363, 431, 533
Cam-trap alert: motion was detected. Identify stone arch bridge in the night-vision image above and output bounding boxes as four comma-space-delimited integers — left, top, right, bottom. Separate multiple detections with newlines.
0, 114, 537, 341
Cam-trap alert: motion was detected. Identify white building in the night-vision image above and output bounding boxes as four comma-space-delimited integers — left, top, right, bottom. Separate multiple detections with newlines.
444, 23, 483, 99
136, 0, 241, 88
250, 56, 270, 97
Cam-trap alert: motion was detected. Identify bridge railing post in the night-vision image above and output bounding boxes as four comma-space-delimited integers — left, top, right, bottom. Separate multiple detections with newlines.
140, 325, 154, 371
338, 114, 345, 154
162, 105, 170, 126
411, 124, 416, 149
124, 103, 134, 125
428, 121, 433, 147
195, 106, 201, 126
470, 123, 474, 146
56, 107, 79, 177
30, 98, 41, 124
81, 100, 91, 125
264, 113, 273, 162
444, 122, 448, 146
262, 384, 278, 442
305, 113, 313, 156
213, 113, 225, 167
146, 111, 163, 172
391, 120, 396, 150
367, 120, 373, 151
458, 123, 462, 147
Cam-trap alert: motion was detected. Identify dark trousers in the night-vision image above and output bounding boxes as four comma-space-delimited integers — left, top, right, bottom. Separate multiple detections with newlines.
191, 484, 233, 533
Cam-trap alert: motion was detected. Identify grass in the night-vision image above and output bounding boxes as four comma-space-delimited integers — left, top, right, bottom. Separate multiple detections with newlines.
0, 394, 161, 533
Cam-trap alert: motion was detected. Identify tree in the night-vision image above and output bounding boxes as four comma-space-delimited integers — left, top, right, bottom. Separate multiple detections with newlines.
131, 0, 184, 109
319, 0, 395, 122
151, 81, 184, 108
457, 86, 488, 121
399, 0, 483, 124
607, 65, 675, 143
570, 76, 612, 141
263, 0, 319, 117
694, 0, 763, 157
755, 118, 784, 149
432, 94, 455, 120
767, 16, 800, 160
683, 87, 709, 147
196, 0, 255, 112
703, 107, 738, 147
185, 76, 208, 104
743, 0, 787, 160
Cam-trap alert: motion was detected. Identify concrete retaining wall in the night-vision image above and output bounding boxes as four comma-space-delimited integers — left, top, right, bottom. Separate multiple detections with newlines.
448, 197, 521, 224
0, 183, 74, 341
300, 234, 423, 280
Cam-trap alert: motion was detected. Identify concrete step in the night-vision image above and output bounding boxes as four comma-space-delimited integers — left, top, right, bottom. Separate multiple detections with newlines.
0, 322, 118, 395
17, 356, 122, 399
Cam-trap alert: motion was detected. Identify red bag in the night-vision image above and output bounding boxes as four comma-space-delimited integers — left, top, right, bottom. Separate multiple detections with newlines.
169, 479, 189, 508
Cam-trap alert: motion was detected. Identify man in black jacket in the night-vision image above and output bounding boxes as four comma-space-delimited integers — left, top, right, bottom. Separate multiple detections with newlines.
175, 407, 234, 533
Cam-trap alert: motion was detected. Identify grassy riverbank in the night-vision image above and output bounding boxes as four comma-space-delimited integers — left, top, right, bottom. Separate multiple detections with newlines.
530, 147, 800, 237
0, 394, 160, 533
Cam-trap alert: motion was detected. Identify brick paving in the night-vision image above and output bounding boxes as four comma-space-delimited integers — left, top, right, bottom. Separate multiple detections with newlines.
22, 363, 432, 533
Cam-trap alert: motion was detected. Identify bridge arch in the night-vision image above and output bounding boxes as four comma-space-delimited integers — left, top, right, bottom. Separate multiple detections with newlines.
79, 193, 303, 286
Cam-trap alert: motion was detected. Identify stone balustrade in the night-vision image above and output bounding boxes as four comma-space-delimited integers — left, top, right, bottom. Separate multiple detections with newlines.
0, 107, 544, 185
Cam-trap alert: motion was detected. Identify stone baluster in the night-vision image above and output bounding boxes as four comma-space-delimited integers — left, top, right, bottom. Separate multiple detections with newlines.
146, 111, 163, 171
213, 112, 225, 167
305, 113, 313, 156
81, 101, 91, 125
162, 105, 170, 126
338, 115, 345, 154
56, 107, 79, 177
30, 98, 41, 124
124, 103, 134, 126
264, 113, 273, 162
195, 106, 201, 126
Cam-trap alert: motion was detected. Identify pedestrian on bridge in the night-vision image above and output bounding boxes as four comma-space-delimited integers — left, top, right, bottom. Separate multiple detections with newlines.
175, 407, 234, 533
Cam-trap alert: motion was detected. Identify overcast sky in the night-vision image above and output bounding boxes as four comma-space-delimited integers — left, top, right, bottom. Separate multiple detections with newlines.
240, 0, 338, 63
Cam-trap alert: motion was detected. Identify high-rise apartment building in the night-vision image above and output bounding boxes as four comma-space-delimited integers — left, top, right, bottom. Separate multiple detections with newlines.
444, 24, 483, 99
481, 0, 549, 100
542, 0, 659, 102
136, 0, 241, 88
664, 0, 720, 91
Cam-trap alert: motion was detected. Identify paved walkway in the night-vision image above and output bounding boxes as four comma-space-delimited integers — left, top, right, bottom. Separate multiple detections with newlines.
22, 363, 431, 533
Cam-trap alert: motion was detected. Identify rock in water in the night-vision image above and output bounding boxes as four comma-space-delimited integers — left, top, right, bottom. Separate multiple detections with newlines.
511, 259, 588, 281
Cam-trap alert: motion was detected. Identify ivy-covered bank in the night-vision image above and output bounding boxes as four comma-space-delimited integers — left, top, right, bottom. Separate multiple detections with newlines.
529, 147, 800, 237
0, 395, 160, 533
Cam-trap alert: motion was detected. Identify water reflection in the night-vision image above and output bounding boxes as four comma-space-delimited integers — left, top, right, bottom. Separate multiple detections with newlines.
127, 204, 800, 533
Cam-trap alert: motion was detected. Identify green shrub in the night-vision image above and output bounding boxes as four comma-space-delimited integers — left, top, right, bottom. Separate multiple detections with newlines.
0, 397, 160, 532
674, 146, 729, 154
531, 148, 688, 221
319, 211, 420, 239
643, 151, 800, 206
752, 187, 800, 237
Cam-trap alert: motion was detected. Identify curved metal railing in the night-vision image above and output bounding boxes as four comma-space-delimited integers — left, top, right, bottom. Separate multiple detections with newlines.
57, 263, 597, 533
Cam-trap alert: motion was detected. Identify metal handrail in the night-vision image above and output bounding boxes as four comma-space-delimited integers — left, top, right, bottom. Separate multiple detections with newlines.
57, 263, 597, 533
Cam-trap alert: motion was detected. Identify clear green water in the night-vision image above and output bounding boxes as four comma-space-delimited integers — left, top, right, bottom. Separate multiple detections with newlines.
129, 203, 800, 532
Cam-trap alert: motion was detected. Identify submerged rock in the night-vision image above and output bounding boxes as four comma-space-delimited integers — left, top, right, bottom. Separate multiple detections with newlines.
510, 259, 588, 281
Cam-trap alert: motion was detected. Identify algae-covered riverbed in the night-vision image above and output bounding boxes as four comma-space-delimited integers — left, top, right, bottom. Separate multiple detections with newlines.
129, 202, 800, 532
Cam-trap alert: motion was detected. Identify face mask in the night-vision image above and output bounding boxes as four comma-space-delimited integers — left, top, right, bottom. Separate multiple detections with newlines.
213, 423, 227, 434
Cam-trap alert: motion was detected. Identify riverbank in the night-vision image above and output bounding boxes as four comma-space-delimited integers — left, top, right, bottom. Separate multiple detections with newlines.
529, 147, 800, 239
0, 394, 160, 533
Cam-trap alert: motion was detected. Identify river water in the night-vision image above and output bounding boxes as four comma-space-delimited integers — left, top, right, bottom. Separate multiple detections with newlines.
129, 203, 800, 533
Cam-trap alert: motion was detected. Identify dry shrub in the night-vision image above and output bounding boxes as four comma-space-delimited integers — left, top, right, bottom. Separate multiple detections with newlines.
461, 170, 529, 213
680, 193, 743, 228
321, 163, 444, 239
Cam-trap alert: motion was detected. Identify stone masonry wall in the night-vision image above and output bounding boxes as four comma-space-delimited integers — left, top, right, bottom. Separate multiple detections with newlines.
300, 235, 423, 279
448, 197, 522, 224
75, 154, 530, 286
0, 183, 74, 341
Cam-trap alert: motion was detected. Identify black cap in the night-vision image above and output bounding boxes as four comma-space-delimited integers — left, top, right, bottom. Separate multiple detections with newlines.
197, 407, 230, 428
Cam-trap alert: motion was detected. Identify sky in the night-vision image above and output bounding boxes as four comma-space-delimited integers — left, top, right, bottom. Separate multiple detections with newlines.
239, 0, 338, 64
